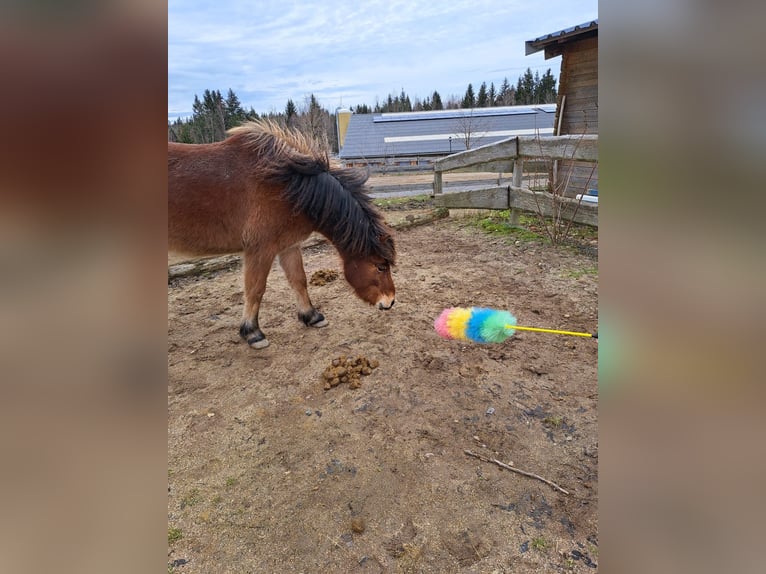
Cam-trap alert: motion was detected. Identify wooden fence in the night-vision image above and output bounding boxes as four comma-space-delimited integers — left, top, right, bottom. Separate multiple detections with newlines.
432, 134, 598, 227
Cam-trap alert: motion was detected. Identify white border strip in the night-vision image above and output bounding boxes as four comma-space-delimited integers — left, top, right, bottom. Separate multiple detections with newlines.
384, 128, 554, 143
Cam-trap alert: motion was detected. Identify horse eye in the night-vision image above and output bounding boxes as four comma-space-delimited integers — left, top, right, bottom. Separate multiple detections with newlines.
376, 263, 389, 272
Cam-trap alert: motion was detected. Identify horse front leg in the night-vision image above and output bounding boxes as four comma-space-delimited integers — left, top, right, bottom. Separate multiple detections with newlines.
240, 249, 275, 349
278, 245, 328, 328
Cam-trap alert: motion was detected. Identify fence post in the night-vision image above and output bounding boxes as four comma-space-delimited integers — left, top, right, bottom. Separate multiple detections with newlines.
433, 171, 443, 196
509, 159, 523, 226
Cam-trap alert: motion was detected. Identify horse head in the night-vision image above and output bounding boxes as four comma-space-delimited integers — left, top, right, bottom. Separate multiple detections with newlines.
342, 252, 396, 310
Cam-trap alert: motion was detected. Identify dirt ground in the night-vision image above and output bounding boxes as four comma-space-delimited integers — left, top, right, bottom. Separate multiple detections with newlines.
168, 198, 598, 573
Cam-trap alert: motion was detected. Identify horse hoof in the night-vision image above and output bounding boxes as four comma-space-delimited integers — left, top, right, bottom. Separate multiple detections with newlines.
300, 310, 327, 328
248, 336, 270, 349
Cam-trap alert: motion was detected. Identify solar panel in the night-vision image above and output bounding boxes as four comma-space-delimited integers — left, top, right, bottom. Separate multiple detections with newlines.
373, 104, 555, 123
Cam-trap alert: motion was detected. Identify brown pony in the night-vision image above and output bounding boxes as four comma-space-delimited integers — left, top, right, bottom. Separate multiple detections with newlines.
168, 120, 396, 349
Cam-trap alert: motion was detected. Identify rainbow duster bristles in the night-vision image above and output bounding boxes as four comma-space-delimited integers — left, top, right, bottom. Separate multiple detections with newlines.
434, 307, 517, 344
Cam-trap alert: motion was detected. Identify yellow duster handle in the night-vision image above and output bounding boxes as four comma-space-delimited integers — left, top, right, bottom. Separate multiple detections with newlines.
506, 324, 597, 338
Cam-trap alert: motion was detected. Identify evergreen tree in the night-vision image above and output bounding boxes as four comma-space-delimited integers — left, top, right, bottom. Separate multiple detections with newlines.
461, 83, 476, 108
477, 82, 489, 107
516, 68, 536, 105
535, 68, 558, 103
399, 88, 412, 112
488, 82, 496, 107
285, 99, 297, 126
224, 88, 246, 129
190, 89, 226, 142
497, 77, 512, 106
431, 90, 443, 110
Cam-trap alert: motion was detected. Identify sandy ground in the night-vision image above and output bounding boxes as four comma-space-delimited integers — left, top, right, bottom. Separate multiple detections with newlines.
168, 200, 598, 573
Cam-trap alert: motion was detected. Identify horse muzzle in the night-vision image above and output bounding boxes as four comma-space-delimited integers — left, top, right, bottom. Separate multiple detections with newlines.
377, 298, 395, 310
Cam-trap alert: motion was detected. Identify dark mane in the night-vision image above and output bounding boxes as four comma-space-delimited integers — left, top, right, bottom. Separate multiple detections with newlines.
227, 120, 395, 263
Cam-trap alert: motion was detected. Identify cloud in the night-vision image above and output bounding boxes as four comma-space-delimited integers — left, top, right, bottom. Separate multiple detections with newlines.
168, 0, 598, 119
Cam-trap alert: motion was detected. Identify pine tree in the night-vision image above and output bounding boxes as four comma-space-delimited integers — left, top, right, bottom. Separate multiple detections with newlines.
497, 77, 512, 106
190, 89, 226, 142
462, 83, 476, 108
431, 90, 443, 110
224, 88, 246, 129
488, 82, 496, 107
476, 82, 489, 107
285, 99, 297, 126
516, 68, 536, 105
536, 68, 558, 104
399, 88, 412, 112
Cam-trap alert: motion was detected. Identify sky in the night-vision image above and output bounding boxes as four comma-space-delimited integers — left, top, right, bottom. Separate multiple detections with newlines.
168, 0, 598, 121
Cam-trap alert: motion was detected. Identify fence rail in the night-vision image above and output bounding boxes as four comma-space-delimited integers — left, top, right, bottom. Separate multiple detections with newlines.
432, 134, 598, 227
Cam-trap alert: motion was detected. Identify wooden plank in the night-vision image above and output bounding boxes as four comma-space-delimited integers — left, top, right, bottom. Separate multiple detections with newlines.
566, 51, 598, 66
564, 36, 598, 54
562, 122, 598, 135
431, 184, 597, 227
448, 160, 515, 173
564, 83, 598, 97
509, 186, 598, 227
432, 186, 509, 209
434, 137, 518, 172
517, 135, 598, 162
432, 134, 598, 209
446, 159, 548, 175
168, 254, 241, 282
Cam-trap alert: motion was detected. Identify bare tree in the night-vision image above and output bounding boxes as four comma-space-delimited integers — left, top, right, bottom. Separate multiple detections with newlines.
453, 109, 490, 151
297, 94, 331, 150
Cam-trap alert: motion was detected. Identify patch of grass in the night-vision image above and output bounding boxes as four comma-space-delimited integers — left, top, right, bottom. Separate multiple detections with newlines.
461, 204, 598, 249
224, 476, 238, 488
373, 194, 431, 209
563, 266, 598, 279
531, 537, 549, 551
180, 488, 202, 509
473, 211, 544, 242
168, 526, 183, 545
543, 415, 563, 428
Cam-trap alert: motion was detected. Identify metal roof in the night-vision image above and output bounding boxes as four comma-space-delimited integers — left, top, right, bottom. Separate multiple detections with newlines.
338, 105, 556, 160
525, 19, 598, 56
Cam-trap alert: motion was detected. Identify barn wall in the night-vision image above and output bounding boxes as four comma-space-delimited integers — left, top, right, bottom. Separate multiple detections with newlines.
554, 35, 598, 197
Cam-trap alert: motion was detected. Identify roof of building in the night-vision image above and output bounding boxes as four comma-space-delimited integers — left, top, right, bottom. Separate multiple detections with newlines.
338, 104, 556, 160
525, 19, 598, 57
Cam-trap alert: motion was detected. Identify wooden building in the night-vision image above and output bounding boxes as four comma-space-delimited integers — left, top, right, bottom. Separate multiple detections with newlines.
526, 19, 598, 197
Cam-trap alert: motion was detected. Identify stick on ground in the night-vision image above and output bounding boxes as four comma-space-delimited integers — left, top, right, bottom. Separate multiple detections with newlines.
464, 449, 569, 495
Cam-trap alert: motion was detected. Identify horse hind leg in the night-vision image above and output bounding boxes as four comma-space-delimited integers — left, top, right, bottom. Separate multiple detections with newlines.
240, 250, 274, 349
278, 245, 328, 328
